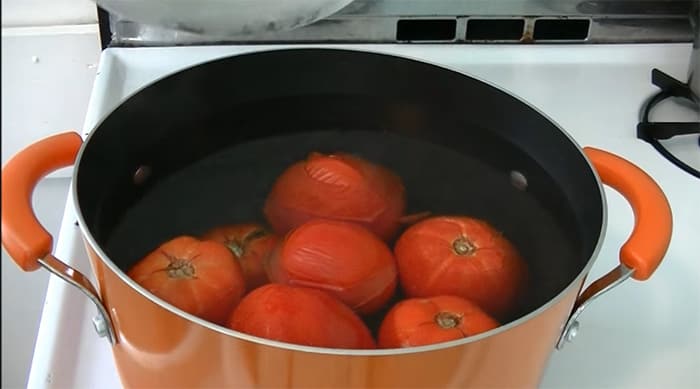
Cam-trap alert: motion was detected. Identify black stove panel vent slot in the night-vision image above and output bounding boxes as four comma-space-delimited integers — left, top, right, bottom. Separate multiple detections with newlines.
466, 19, 525, 41
533, 19, 590, 41
396, 19, 457, 41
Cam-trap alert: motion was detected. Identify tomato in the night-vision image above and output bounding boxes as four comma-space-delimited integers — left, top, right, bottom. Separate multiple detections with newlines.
127, 236, 246, 325
229, 284, 376, 349
202, 223, 277, 291
394, 216, 528, 319
266, 219, 397, 315
378, 295, 499, 348
263, 152, 406, 241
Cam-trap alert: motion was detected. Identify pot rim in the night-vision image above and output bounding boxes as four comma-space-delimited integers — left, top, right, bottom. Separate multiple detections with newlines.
72, 46, 608, 356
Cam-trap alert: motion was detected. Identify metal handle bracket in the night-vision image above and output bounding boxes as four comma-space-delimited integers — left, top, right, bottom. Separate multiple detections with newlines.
556, 264, 634, 349
38, 254, 116, 344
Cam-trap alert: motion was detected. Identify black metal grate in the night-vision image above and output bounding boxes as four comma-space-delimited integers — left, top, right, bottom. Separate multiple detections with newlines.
637, 69, 700, 179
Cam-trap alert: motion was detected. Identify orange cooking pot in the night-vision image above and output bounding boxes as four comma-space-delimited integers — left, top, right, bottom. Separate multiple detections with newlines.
1, 48, 672, 388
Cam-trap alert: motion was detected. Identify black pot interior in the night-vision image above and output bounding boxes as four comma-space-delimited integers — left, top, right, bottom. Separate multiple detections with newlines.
77, 48, 603, 324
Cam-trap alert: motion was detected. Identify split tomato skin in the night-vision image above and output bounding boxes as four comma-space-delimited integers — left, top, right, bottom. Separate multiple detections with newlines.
394, 216, 528, 319
228, 284, 376, 349
202, 223, 277, 291
378, 295, 500, 348
127, 236, 246, 325
263, 152, 406, 241
266, 219, 398, 315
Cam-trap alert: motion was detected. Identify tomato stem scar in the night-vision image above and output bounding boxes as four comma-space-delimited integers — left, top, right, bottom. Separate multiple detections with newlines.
226, 241, 245, 258
167, 259, 196, 279
435, 312, 462, 329
225, 228, 269, 258
452, 237, 476, 256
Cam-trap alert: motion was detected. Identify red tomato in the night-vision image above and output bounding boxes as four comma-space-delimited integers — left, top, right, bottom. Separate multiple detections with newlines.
263, 152, 406, 241
266, 219, 397, 315
202, 223, 277, 291
394, 216, 528, 319
127, 236, 246, 325
229, 284, 376, 349
378, 295, 499, 348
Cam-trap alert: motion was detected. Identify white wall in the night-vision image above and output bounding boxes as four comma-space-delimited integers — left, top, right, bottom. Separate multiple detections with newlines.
1, 25, 102, 175
1, 1, 101, 386
1, 0, 97, 26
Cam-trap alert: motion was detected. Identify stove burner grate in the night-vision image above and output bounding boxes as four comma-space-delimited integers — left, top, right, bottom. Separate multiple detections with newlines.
637, 69, 700, 179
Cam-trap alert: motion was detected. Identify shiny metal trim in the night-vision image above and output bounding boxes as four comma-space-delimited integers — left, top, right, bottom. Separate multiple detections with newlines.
688, 2, 699, 102
72, 45, 608, 355
556, 264, 635, 349
106, 0, 693, 46
110, 16, 692, 46
38, 254, 116, 344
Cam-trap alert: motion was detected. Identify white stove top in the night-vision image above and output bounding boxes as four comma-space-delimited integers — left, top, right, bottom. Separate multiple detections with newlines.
29, 43, 699, 388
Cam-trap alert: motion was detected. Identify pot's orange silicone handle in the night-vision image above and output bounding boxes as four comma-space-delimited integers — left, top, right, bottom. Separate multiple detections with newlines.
1, 132, 83, 271
584, 147, 672, 281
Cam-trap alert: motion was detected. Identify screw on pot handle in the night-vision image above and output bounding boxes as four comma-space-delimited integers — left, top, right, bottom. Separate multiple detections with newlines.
557, 147, 672, 349
1, 132, 116, 344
